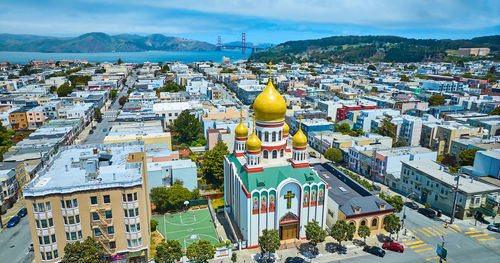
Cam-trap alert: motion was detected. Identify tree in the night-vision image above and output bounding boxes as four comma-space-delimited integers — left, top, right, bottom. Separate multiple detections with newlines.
394, 136, 408, 147
162, 64, 170, 73
186, 240, 215, 263
118, 96, 128, 106
155, 239, 183, 263
49, 85, 57, 94
150, 187, 169, 212
165, 184, 193, 210
488, 66, 496, 75
425, 202, 431, 209
172, 110, 202, 144
459, 148, 480, 166
335, 123, 351, 134
57, 82, 73, 97
324, 148, 343, 163
151, 219, 159, 231
346, 223, 356, 241
117, 58, 123, 65
400, 74, 411, 82
258, 229, 281, 260
383, 214, 401, 239
61, 236, 104, 263
202, 140, 229, 188
367, 64, 377, 71
489, 106, 500, 116
330, 219, 349, 246
305, 220, 327, 255
429, 94, 445, 106
440, 155, 457, 167
110, 90, 118, 100
374, 116, 397, 144
378, 192, 403, 213
231, 252, 237, 263
93, 108, 102, 121
357, 225, 371, 243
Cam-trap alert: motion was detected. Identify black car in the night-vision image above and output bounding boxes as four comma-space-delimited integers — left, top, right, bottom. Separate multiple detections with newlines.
17, 208, 27, 217
284, 257, 305, 263
418, 208, 436, 218
364, 246, 385, 257
405, 202, 419, 210
487, 224, 500, 233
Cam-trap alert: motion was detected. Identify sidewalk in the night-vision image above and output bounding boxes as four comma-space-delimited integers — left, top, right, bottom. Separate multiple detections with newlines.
0, 197, 25, 233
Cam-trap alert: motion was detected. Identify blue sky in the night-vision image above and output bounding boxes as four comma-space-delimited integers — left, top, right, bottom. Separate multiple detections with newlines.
1, 0, 499, 44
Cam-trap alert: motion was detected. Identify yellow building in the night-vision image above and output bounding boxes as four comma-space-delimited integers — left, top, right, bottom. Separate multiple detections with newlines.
103, 121, 172, 150
23, 142, 151, 263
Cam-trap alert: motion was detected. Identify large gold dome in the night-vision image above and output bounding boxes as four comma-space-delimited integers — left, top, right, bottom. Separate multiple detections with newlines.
253, 80, 286, 122
246, 131, 261, 152
235, 120, 248, 138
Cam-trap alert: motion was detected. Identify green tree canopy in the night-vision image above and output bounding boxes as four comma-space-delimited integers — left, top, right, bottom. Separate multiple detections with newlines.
400, 75, 411, 82
202, 140, 229, 188
324, 148, 343, 163
379, 192, 403, 213
488, 66, 496, 74
305, 220, 327, 254
383, 214, 401, 239
330, 219, 349, 246
186, 240, 215, 263
231, 252, 237, 263
335, 123, 351, 134
57, 82, 73, 97
489, 106, 500, 116
357, 225, 371, 243
110, 90, 118, 99
151, 219, 159, 231
429, 94, 445, 106
93, 108, 102, 121
150, 185, 195, 212
374, 115, 397, 144
118, 96, 128, 106
117, 58, 123, 64
172, 110, 202, 144
155, 239, 183, 263
156, 80, 181, 95
258, 229, 281, 259
61, 236, 104, 263
367, 64, 377, 71
459, 148, 480, 166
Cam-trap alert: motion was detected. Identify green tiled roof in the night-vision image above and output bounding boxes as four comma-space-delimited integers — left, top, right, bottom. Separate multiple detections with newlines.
227, 154, 323, 192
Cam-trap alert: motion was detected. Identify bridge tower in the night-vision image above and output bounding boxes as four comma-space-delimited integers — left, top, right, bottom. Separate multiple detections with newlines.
216, 35, 222, 51
241, 33, 246, 54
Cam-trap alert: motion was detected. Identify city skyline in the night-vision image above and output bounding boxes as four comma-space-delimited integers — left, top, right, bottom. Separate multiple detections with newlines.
1, 0, 499, 44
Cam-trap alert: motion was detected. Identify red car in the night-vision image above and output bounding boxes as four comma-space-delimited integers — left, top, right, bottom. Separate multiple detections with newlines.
382, 242, 404, 253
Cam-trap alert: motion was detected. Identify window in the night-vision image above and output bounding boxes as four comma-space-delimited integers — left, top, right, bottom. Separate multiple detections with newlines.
49, 218, 53, 227
78, 231, 82, 239
105, 210, 112, 220
263, 150, 268, 159
33, 203, 38, 212
73, 199, 78, 207
134, 192, 137, 201
107, 226, 114, 235
38, 236, 43, 244
36, 219, 40, 228
264, 132, 269, 142
38, 203, 45, 212
280, 149, 284, 157
68, 216, 75, 224
122, 194, 126, 202
137, 223, 141, 231
127, 239, 131, 247
41, 252, 45, 260
129, 209, 134, 217
60, 200, 65, 208
94, 228, 102, 237
132, 239, 138, 247
127, 193, 133, 202
44, 236, 50, 244
65, 200, 72, 208
124, 209, 128, 217
135, 208, 139, 216
103, 195, 110, 204
63, 216, 68, 224
46, 252, 53, 260
71, 232, 77, 240
271, 131, 276, 142
109, 241, 116, 249
372, 218, 378, 227
66, 232, 70, 241
90, 196, 98, 205
138, 237, 142, 246
130, 224, 136, 232
51, 234, 56, 243
126, 225, 130, 232
92, 212, 99, 221
41, 219, 48, 228
53, 250, 58, 258
272, 150, 277, 159
75, 215, 80, 223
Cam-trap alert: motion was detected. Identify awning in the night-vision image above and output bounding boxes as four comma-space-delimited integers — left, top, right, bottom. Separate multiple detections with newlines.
129, 250, 146, 258
476, 206, 496, 217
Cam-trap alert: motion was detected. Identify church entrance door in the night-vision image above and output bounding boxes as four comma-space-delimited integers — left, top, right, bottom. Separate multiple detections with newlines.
279, 212, 299, 240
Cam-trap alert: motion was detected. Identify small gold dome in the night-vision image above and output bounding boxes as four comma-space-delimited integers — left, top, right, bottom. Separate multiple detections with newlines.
235, 120, 248, 138
283, 122, 290, 135
246, 131, 261, 152
253, 81, 286, 122
293, 127, 307, 148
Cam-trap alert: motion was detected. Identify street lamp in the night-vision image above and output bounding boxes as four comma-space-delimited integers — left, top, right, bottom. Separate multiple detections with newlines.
402, 191, 417, 236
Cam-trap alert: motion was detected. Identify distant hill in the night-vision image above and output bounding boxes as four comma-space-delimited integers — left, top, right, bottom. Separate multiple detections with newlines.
248, 35, 500, 63
0, 32, 216, 52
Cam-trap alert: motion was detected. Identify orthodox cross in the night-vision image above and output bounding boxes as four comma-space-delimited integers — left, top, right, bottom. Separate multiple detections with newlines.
284, 191, 295, 209
269, 62, 273, 81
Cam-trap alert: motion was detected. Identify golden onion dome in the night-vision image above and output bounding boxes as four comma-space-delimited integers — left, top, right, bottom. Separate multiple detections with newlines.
246, 131, 261, 152
283, 122, 290, 135
293, 127, 307, 148
253, 80, 286, 122
235, 120, 248, 138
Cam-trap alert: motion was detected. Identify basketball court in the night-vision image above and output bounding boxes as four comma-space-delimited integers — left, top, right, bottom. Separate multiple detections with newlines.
153, 208, 220, 250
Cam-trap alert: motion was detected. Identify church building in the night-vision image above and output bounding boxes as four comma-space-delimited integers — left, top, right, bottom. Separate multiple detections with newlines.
224, 66, 328, 248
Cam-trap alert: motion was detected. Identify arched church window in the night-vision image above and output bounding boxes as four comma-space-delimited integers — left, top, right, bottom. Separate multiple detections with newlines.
272, 150, 277, 159
264, 132, 269, 142
257, 131, 262, 140
279, 130, 282, 140
280, 148, 284, 157
263, 150, 268, 159
372, 218, 378, 227
272, 131, 276, 142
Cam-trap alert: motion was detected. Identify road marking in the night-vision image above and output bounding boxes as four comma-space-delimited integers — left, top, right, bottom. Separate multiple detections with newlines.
418, 229, 431, 237
423, 228, 436, 236
410, 244, 428, 249
433, 226, 447, 235
465, 230, 482, 234
426, 256, 440, 261
415, 247, 433, 253
468, 227, 476, 230
470, 233, 488, 238
405, 240, 423, 246
477, 237, 495, 242
452, 224, 462, 232
428, 227, 442, 236
447, 227, 457, 233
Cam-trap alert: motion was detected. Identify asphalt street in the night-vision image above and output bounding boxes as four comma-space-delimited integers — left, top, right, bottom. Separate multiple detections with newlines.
0, 216, 35, 263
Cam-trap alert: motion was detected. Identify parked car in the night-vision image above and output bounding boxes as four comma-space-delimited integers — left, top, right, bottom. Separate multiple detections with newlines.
284, 257, 305, 263
364, 246, 385, 257
382, 242, 404, 253
28, 243, 34, 252
487, 224, 500, 233
17, 208, 27, 217
372, 184, 381, 191
405, 202, 419, 210
89, 130, 94, 134
418, 208, 436, 218
7, 216, 21, 227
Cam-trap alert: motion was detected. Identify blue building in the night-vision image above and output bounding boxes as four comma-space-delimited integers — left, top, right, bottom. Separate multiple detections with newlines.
147, 159, 198, 191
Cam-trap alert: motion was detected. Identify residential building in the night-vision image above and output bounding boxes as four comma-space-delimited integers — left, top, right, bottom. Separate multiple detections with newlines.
23, 142, 151, 263
0, 162, 27, 212
146, 159, 197, 191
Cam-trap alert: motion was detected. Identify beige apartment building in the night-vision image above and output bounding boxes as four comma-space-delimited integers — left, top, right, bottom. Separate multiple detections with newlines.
23, 142, 151, 263
421, 121, 484, 155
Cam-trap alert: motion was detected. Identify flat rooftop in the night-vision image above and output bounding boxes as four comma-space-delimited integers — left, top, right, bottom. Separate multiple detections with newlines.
23, 142, 145, 197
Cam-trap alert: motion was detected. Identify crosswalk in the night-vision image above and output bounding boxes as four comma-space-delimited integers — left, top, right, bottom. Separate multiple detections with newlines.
410, 224, 457, 238
403, 239, 439, 261
464, 227, 496, 243
103, 110, 118, 118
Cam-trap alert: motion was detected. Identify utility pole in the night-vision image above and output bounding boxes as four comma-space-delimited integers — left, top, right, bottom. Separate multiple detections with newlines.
439, 235, 446, 263
450, 174, 461, 224
371, 148, 377, 185
0, 205, 3, 228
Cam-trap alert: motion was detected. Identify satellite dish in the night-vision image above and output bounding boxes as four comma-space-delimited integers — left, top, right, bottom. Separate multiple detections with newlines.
184, 200, 190, 206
